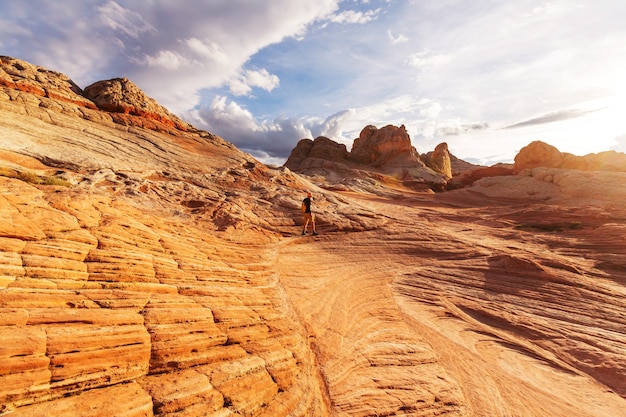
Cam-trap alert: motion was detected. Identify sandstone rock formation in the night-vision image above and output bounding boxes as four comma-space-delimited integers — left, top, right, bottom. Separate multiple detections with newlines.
285, 125, 450, 190
421, 142, 452, 178
83, 78, 192, 132
514, 140, 626, 173
0, 56, 96, 110
350, 124, 419, 167
2, 56, 626, 417
284, 136, 351, 174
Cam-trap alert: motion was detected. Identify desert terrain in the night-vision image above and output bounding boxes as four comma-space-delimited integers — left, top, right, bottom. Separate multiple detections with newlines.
1, 56, 625, 416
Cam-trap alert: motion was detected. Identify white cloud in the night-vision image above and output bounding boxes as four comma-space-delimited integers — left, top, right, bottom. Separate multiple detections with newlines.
243, 149, 288, 166
407, 50, 453, 69
198, 96, 259, 132
435, 120, 489, 136
4, 0, 626, 165
2, 0, 341, 113
139, 50, 195, 70
613, 134, 626, 152
525, 2, 559, 18
187, 97, 357, 160
97, 1, 156, 39
229, 69, 280, 96
185, 38, 230, 65
419, 102, 442, 119
387, 30, 408, 44
327, 8, 382, 24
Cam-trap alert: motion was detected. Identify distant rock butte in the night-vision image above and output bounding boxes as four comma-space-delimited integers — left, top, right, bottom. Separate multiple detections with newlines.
2, 56, 626, 417
287, 132, 626, 192
514, 140, 626, 173
350, 124, 419, 167
285, 124, 452, 189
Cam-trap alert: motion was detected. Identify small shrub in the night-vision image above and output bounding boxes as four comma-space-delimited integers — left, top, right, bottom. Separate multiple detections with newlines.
16, 170, 41, 184
0, 166, 71, 187
40, 176, 72, 187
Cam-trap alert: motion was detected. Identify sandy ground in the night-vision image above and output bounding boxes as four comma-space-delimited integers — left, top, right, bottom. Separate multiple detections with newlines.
277, 191, 626, 417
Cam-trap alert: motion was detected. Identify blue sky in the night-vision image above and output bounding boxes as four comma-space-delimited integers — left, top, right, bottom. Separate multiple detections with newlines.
2, 0, 625, 166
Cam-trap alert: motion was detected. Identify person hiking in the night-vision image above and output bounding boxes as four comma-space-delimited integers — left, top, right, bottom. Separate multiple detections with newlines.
301, 191, 318, 235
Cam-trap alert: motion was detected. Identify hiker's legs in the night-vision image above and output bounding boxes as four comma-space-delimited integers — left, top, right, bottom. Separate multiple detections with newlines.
303, 213, 313, 232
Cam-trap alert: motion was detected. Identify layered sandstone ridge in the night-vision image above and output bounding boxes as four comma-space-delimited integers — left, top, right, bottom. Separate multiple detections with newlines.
0, 56, 383, 416
0, 55, 200, 137
0, 176, 331, 416
2, 56, 626, 417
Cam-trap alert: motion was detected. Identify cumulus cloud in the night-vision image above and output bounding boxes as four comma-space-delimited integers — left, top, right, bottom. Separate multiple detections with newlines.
187, 97, 355, 161
139, 50, 195, 70
229, 68, 280, 96
4, 0, 625, 164
196, 96, 258, 132
242, 150, 289, 167
185, 38, 230, 65
195, 93, 491, 164
2, 0, 340, 113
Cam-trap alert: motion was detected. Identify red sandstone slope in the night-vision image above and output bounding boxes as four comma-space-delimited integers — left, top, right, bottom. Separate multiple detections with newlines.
1, 56, 626, 417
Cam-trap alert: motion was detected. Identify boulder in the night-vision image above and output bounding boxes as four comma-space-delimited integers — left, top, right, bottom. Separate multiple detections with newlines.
83, 78, 192, 131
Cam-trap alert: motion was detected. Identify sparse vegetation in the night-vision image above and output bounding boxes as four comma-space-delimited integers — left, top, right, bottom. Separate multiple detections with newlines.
0, 166, 71, 187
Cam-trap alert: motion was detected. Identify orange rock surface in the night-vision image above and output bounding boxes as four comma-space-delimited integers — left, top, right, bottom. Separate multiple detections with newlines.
1, 56, 625, 416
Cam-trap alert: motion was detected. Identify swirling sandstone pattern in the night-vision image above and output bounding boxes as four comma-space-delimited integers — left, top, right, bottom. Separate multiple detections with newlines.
278, 196, 626, 416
